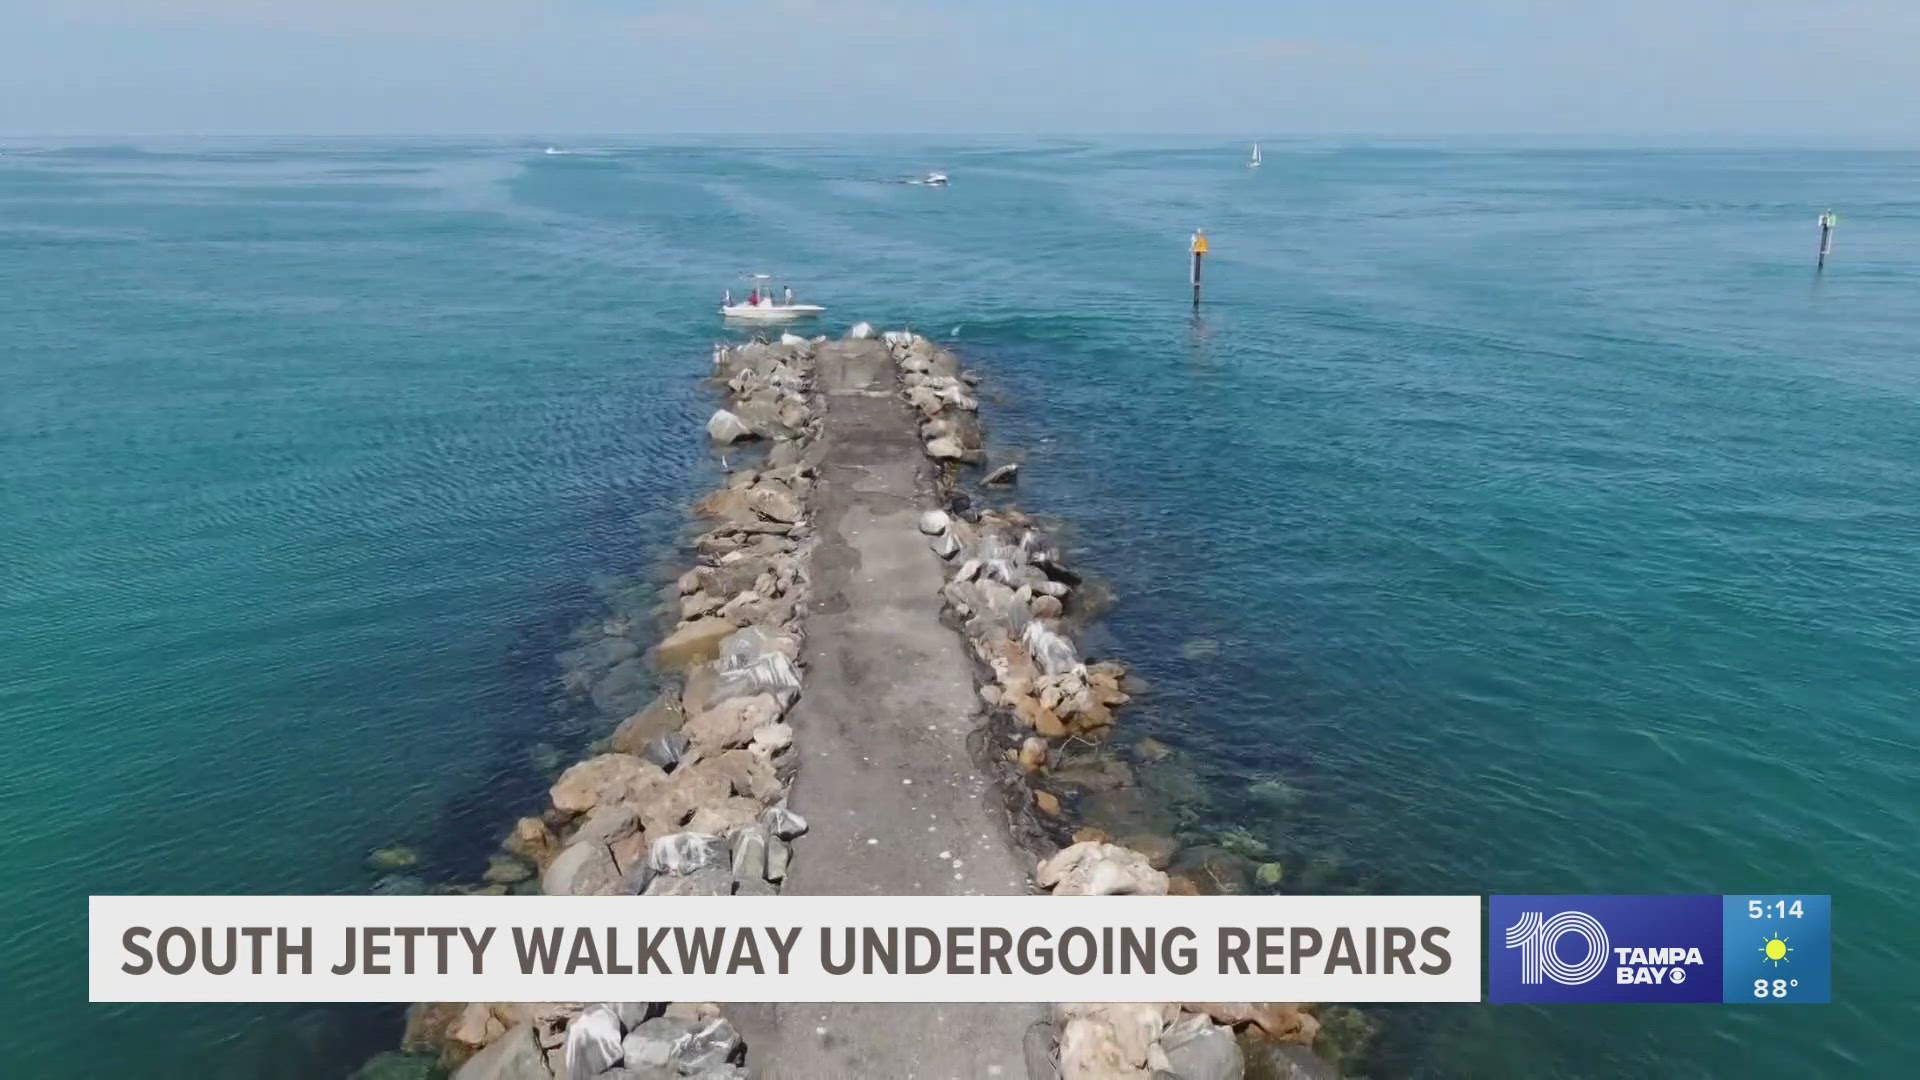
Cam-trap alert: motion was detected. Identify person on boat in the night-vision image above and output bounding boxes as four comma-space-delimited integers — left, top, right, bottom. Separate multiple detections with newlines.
723, 289, 733, 307
748, 287, 759, 305
783, 286, 794, 307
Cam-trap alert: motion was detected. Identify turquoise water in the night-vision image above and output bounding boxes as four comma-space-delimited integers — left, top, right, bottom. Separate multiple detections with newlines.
3, 138, 1915, 1077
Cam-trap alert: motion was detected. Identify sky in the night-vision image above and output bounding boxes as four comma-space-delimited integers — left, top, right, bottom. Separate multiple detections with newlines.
2, 0, 1918, 136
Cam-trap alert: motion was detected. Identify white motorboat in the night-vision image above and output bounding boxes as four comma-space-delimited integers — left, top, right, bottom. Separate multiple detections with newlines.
721, 275, 824, 322
907, 171, 948, 186
1248, 143, 1262, 168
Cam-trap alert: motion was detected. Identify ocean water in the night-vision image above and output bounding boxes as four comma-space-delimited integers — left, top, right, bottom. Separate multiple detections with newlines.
2, 137, 1915, 1078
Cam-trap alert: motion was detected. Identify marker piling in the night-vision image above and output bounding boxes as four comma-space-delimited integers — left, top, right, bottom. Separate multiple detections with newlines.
1189, 229, 1208, 307
1817, 209, 1837, 270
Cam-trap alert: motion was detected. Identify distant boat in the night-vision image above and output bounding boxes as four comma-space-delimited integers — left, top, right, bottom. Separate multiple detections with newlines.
1248, 143, 1262, 169
721, 274, 825, 323
908, 171, 948, 186
543, 147, 570, 156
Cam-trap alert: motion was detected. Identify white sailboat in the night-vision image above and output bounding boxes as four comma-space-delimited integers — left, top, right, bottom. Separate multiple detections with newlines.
1248, 143, 1262, 168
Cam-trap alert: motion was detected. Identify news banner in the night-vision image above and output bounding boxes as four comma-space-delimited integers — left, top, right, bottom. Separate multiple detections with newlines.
89, 893, 1829, 1004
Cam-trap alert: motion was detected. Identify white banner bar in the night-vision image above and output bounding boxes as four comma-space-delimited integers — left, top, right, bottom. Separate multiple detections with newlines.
91, 894, 1482, 1003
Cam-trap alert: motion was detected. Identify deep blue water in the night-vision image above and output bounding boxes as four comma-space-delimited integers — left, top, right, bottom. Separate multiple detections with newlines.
2, 137, 1915, 1078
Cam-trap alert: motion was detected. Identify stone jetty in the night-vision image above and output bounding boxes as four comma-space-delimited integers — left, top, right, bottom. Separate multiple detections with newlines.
364, 324, 1336, 1080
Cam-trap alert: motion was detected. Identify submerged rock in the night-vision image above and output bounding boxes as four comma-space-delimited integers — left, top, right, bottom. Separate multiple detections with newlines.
1134, 737, 1173, 763
651, 617, 737, 671
1239, 1034, 1338, 1080
348, 1051, 439, 1080
366, 846, 420, 872
370, 874, 429, 896
589, 658, 654, 717
484, 854, 535, 885
609, 692, 685, 757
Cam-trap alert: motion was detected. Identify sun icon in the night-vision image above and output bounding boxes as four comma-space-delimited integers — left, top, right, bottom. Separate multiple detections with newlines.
1760, 933, 1792, 967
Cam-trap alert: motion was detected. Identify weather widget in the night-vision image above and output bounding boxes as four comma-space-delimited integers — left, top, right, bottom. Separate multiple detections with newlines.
1722, 894, 1830, 1003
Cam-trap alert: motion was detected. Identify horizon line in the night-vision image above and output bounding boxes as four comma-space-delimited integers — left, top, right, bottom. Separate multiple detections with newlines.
5, 131, 1919, 143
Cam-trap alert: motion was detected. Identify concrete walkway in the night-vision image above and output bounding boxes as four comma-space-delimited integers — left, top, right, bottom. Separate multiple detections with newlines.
732, 340, 1040, 1079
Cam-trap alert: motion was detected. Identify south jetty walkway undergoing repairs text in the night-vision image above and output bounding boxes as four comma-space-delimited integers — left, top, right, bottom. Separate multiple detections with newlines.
373, 325, 1331, 1080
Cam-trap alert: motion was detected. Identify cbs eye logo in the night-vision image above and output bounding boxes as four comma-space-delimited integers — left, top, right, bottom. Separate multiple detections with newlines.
1503, 911, 1609, 986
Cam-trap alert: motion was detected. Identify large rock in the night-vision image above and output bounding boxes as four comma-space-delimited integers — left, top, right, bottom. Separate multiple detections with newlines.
400, 1001, 467, 1053
630, 761, 733, 832
1057, 1017, 1150, 1079
570, 805, 642, 848
622, 1017, 695, 1070
562, 1005, 624, 1079
541, 842, 623, 896
683, 694, 783, 754
609, 692, 686, 757
643, 867, 733, 896
718, 624, 802, 668
748, 484, 803, 523
550, 754, 666, 815
761, 806, 808, 839
1021, 621, 1080, 676
648, 831, 729, 875
925, 436, 968, 461
1037, 842, 1170, 896
1183, 1002, 1319, 1044
674, 1019, 743, 1073
687, 797, 766, 836
651, 618, 737, 671
452, 1022, 553, 1080
693, 487, 755, 522
711, 749, 784, 801
712, 653, 801, 704
1160, 1015, 1243, 1080
1056, 1003, 1171, 1069
729, 826, 770, 879
706, 409, 756, 444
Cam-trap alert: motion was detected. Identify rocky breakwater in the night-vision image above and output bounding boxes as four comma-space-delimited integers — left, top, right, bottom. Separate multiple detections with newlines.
380, 337, 829, 1080
881, 332, 1335, 1080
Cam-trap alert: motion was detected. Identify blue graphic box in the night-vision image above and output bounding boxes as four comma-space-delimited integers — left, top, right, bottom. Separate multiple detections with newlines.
1489, 895, 1723, 1003
1721, 894, 1831, 1004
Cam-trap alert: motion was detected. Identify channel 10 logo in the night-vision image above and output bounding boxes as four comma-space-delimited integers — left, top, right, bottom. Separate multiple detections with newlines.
1489, 896, 1723, 1003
